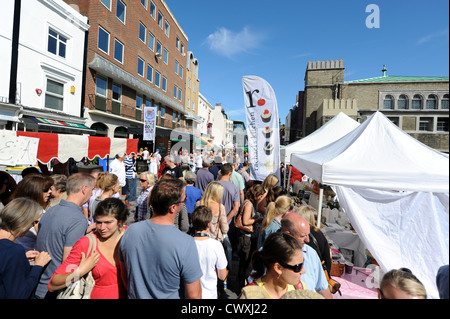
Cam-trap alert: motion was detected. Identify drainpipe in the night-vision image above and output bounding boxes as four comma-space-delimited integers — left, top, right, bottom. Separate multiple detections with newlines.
9, 0, 21, 105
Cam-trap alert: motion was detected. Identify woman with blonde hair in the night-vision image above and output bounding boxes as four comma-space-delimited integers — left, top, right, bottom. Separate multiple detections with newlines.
379, 268, 427, 299
91, 172, 120, 215
135, 171, 156, 222
257, 174, 280, 215
0, 198, 52, 298
197, 181, 228, 241
258, 195, 292, 249
295, 205, 332, 274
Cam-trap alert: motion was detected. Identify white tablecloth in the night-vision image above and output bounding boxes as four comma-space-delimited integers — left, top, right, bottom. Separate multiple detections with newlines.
322, 223, 367, 267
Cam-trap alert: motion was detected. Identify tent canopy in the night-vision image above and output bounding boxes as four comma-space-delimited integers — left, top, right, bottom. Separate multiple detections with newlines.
15, 131, 138, 164
281, 112, 360, 164
291, 111, 449, 193
290, 111, 449, 299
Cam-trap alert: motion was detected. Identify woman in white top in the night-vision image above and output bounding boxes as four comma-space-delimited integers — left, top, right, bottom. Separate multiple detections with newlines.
149, 153, 159, 175
191, 206, 228, 299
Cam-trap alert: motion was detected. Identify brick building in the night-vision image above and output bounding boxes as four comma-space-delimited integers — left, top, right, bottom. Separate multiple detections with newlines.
64, 0, 193, 155
293, 59, 449, 153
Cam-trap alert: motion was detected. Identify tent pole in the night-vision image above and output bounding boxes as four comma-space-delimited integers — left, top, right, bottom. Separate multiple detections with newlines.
317, 188, 324, 228
287, 166, 292, 193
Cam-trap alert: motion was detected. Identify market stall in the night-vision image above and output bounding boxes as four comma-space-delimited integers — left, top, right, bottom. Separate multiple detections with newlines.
291, 111, 449, 299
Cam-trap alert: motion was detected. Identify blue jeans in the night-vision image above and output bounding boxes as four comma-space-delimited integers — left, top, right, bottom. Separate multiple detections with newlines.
125, 177, 137, 202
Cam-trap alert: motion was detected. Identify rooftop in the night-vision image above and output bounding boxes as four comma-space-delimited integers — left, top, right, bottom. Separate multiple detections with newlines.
345, 75, 449, 83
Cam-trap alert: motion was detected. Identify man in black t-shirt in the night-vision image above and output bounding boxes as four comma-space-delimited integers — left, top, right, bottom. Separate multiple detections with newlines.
162, 155, 183, 179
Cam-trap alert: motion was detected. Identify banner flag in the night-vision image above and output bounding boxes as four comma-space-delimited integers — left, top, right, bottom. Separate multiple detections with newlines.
242, 75, 280, 182
143, 106, 157, 141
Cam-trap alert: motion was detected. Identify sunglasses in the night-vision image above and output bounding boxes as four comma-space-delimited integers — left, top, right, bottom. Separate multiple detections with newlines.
279, 262, 304, 273
139, 179, 148, 182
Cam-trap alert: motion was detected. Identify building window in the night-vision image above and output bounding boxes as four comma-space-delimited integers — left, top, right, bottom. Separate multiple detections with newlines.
155, 71, 161, 87
174, 85, 178, 98
383, 95, 394, 109
137, 57, 144, 77
412, 95, 422, 109
419, 117, 433, 131
139, 22, 146, 43
442, 94, 449, 109
181, 43, 185, 55
173, 112, 177, 122
163, 48, 168, 64
165, 21, 170, 37
398, 95, 408, 109
175, 60, 179, 75
158, 12, 163, 29
136, 94, 143, 109
98, 26, 110, 54
147, 64, 153, 82
114, 39, 124, 63
100, 0, 111, 10
387, 117, 399, 126
45, 79, 64, 111
162, 76, 167, 92
176, 37, 180, 50
48, 29, 67, 58
156, 41, 162, 56
112, 83, 121, 101
437, 117, 449, 132
148, 32, 155, 51
116, 0, 126, 23
192, 101, 195, 111
426, 95, 438, 110
140, 0, 147, 9
96, 75, 107, 96
150, 1, 156, 19
178, 88, 182, 101
179, 66, 183, 79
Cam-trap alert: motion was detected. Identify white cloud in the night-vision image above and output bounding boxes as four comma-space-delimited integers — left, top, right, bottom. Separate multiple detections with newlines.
416, 29, 449, 45
205, 26, 265, 58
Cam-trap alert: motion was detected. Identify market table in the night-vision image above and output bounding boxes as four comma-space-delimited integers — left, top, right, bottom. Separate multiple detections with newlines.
322, 223, 367, 267
331, 267, 378, 299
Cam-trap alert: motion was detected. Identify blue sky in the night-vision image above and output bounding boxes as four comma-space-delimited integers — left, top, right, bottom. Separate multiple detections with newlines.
165, 0, 449, 124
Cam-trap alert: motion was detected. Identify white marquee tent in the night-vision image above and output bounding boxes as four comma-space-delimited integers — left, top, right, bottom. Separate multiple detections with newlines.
291, 111, 449, 299
281, 112, 360, 165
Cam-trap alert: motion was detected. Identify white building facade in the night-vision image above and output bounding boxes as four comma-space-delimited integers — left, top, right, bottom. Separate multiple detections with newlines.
0, 0, 91, 133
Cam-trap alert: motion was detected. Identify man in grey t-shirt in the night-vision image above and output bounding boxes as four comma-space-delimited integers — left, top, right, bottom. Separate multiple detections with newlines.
119, 179, 202, 299
35, 173, 95, 299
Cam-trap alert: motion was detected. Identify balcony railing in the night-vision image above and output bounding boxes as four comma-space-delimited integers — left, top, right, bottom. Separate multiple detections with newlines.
88, 94, 142, 121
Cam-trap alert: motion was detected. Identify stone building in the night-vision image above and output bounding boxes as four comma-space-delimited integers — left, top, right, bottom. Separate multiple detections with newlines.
297, 59, 449, 153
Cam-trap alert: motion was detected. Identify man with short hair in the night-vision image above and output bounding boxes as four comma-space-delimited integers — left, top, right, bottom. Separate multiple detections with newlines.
119, 179, 203, 299
194, 159, 214, 194
281, 213, 333, 299
162, 155, 183, 179
218, 163, 240, 223
35, 173, 95, 299
110, 153, 126, 189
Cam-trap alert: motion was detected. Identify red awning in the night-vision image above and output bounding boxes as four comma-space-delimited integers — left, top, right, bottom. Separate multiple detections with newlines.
15, 131, 138, 164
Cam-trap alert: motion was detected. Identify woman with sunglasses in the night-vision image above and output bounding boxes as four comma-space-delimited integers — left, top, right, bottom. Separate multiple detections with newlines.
135, 172, 156, 222
240, 232, 306, 299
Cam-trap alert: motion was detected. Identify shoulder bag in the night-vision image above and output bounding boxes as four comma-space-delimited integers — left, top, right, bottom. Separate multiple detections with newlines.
234, 200, 254, 233
57, 233, 96, 299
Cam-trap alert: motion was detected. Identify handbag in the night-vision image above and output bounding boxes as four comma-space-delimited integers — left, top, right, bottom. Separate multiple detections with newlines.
234, 200, 253, 233
309, 232, 342, 295
57, 233, 96, 299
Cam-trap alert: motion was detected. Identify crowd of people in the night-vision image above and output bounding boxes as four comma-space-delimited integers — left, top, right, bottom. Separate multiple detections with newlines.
0, 149, 448, 300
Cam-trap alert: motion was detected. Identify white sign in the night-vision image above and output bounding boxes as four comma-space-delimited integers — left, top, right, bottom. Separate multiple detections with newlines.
143, 107, 157, 141
0, 131, 39, 166
242, 76, 281, 182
